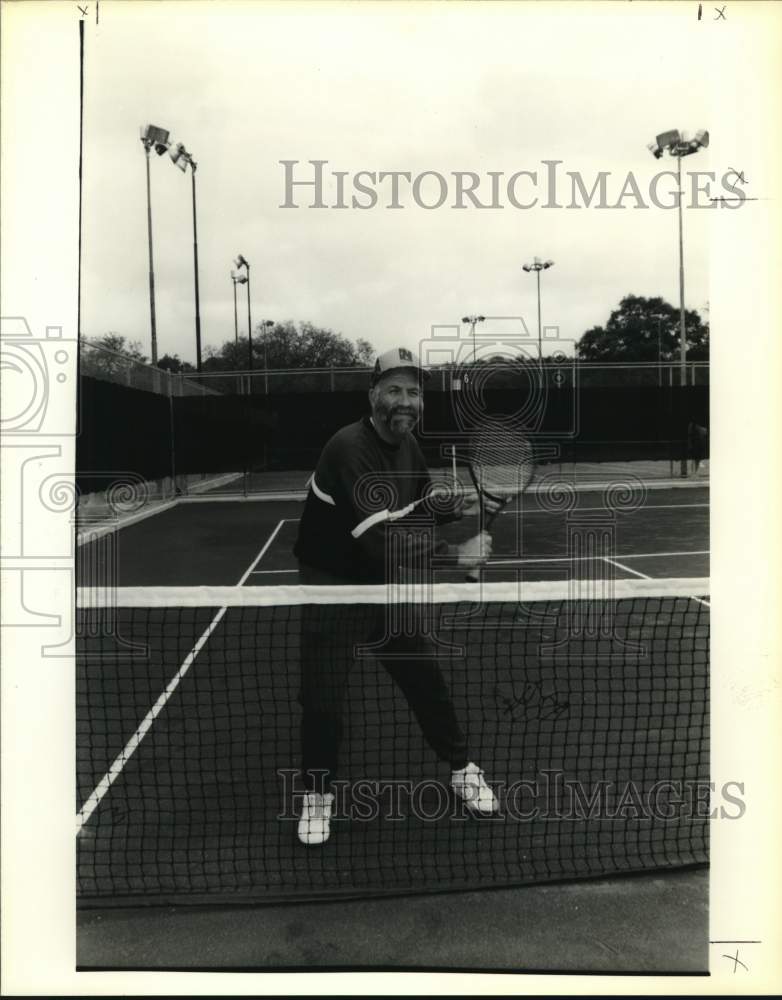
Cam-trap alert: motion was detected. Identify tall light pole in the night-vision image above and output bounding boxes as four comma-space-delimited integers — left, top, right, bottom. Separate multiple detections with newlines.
259, 319, 274, 393
647, 128, 709, 475
234, 254, 252, 381
650, 312, 666, 387
139, 124, 171, 365
461, 315, 486, 365
169, 142, 202, 371
231, 270, 245, 346
522, 257, 554, 360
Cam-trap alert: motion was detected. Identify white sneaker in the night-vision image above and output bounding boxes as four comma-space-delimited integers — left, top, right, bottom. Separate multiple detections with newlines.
451, 762, 499, 814
298, 792, 334, 845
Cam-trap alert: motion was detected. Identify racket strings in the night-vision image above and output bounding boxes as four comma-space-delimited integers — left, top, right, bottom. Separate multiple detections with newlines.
470, 431, 535, 495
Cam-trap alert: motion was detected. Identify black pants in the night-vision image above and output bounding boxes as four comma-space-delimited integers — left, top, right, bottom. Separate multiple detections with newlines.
298, 594, 468, 792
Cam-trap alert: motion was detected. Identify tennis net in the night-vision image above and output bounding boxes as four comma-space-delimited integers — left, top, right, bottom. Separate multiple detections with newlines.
76, 578, 709, 906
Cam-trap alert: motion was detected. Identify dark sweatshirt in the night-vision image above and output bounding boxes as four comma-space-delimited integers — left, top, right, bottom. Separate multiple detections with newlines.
293, 416, 459, 583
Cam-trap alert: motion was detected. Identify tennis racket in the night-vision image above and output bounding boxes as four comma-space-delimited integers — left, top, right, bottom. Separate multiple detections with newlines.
465, 422, 536, 581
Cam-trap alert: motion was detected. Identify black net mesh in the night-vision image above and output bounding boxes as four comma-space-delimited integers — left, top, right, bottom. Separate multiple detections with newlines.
76, 581, 709, 906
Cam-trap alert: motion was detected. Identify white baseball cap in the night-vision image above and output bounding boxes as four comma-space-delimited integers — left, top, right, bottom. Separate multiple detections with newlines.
370, 347, 430, 386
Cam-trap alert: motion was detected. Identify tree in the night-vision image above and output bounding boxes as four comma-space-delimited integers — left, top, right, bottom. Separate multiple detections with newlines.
82, 333, 150, 378
576, 295, 709, 362
203, 321, 376, 371
88, 333, 148, 362
158, 353, 196, 374
355, 338, 375, 366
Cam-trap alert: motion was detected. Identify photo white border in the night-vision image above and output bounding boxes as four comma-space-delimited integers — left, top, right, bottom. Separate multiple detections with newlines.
2, 1, 781, 994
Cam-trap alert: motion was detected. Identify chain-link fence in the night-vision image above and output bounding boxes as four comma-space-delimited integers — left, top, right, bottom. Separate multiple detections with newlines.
80, 341, 221, 396
183, 361, 709, 394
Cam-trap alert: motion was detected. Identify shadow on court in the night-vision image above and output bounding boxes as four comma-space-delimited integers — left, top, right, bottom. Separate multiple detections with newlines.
77, 868, 707, 973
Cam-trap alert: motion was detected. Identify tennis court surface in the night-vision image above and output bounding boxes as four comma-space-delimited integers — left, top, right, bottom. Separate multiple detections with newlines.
76, 484, 709, 911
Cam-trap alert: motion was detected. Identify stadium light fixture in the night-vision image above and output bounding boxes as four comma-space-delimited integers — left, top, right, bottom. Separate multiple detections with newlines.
647, 127, 709, 476
169, 142, 189, 172
139, 124, 171, 365
141, 123, 171, 156
522, 257, 555, 360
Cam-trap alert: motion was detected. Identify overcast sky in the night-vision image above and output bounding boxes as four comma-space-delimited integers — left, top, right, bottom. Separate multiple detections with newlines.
81, 2, 712, 365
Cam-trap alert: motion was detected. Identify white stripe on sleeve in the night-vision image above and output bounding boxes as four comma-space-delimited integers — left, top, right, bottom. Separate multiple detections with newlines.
350, 499, 419, 539
311, 478, 336, 506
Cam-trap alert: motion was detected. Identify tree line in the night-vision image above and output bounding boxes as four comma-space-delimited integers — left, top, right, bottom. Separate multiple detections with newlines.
84, 295, 708, 374
84, 323, 375, 374
576, 295, 708, 362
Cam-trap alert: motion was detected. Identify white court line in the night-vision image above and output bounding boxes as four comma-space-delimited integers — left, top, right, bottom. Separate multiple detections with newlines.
236, 521, 287, 584
602, 556, 650, 580
75, 608, 229, 833
504, 502, 709, 517
173, 492, 308, 504
603, 555, 711, 607
249, 568, 299, 575
76, 520, 286, 833
485, 550, 709, 565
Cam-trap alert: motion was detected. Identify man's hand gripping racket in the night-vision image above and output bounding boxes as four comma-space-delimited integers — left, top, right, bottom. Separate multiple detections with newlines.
462, 422, 536, 581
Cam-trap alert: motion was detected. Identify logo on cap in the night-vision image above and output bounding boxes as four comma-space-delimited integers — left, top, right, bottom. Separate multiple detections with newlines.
371, 346, 430, 385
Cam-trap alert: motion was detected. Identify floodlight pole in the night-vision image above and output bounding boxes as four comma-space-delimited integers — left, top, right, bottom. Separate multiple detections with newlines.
536, 268, 542, 360
143, 146, 158, 365
461, 315, 485, 365
140, 125, 172, 365
234, 255, 253, 390
677, 155, 686, 392
260, 320, 274, 394
190, 162, 202, 372
232, 275, 239, 345
167, 138, 203, 371
522, 258, 554, 361
647, 128, 708, 477
245, 263, 253, 378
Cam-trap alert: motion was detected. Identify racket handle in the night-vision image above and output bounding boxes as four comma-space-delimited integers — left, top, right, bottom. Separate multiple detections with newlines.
464, 521, 495, 582
464, 504, 507, 581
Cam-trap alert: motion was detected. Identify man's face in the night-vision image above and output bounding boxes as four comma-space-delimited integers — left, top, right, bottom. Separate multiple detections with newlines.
369, 370, 423, 440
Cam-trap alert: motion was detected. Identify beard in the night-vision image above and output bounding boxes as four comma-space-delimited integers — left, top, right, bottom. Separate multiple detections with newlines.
375, 401, 418, 438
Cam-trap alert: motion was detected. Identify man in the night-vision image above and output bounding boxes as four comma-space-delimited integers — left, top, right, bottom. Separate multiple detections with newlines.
687, 420, 709, 475
293, 347, 499, 845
